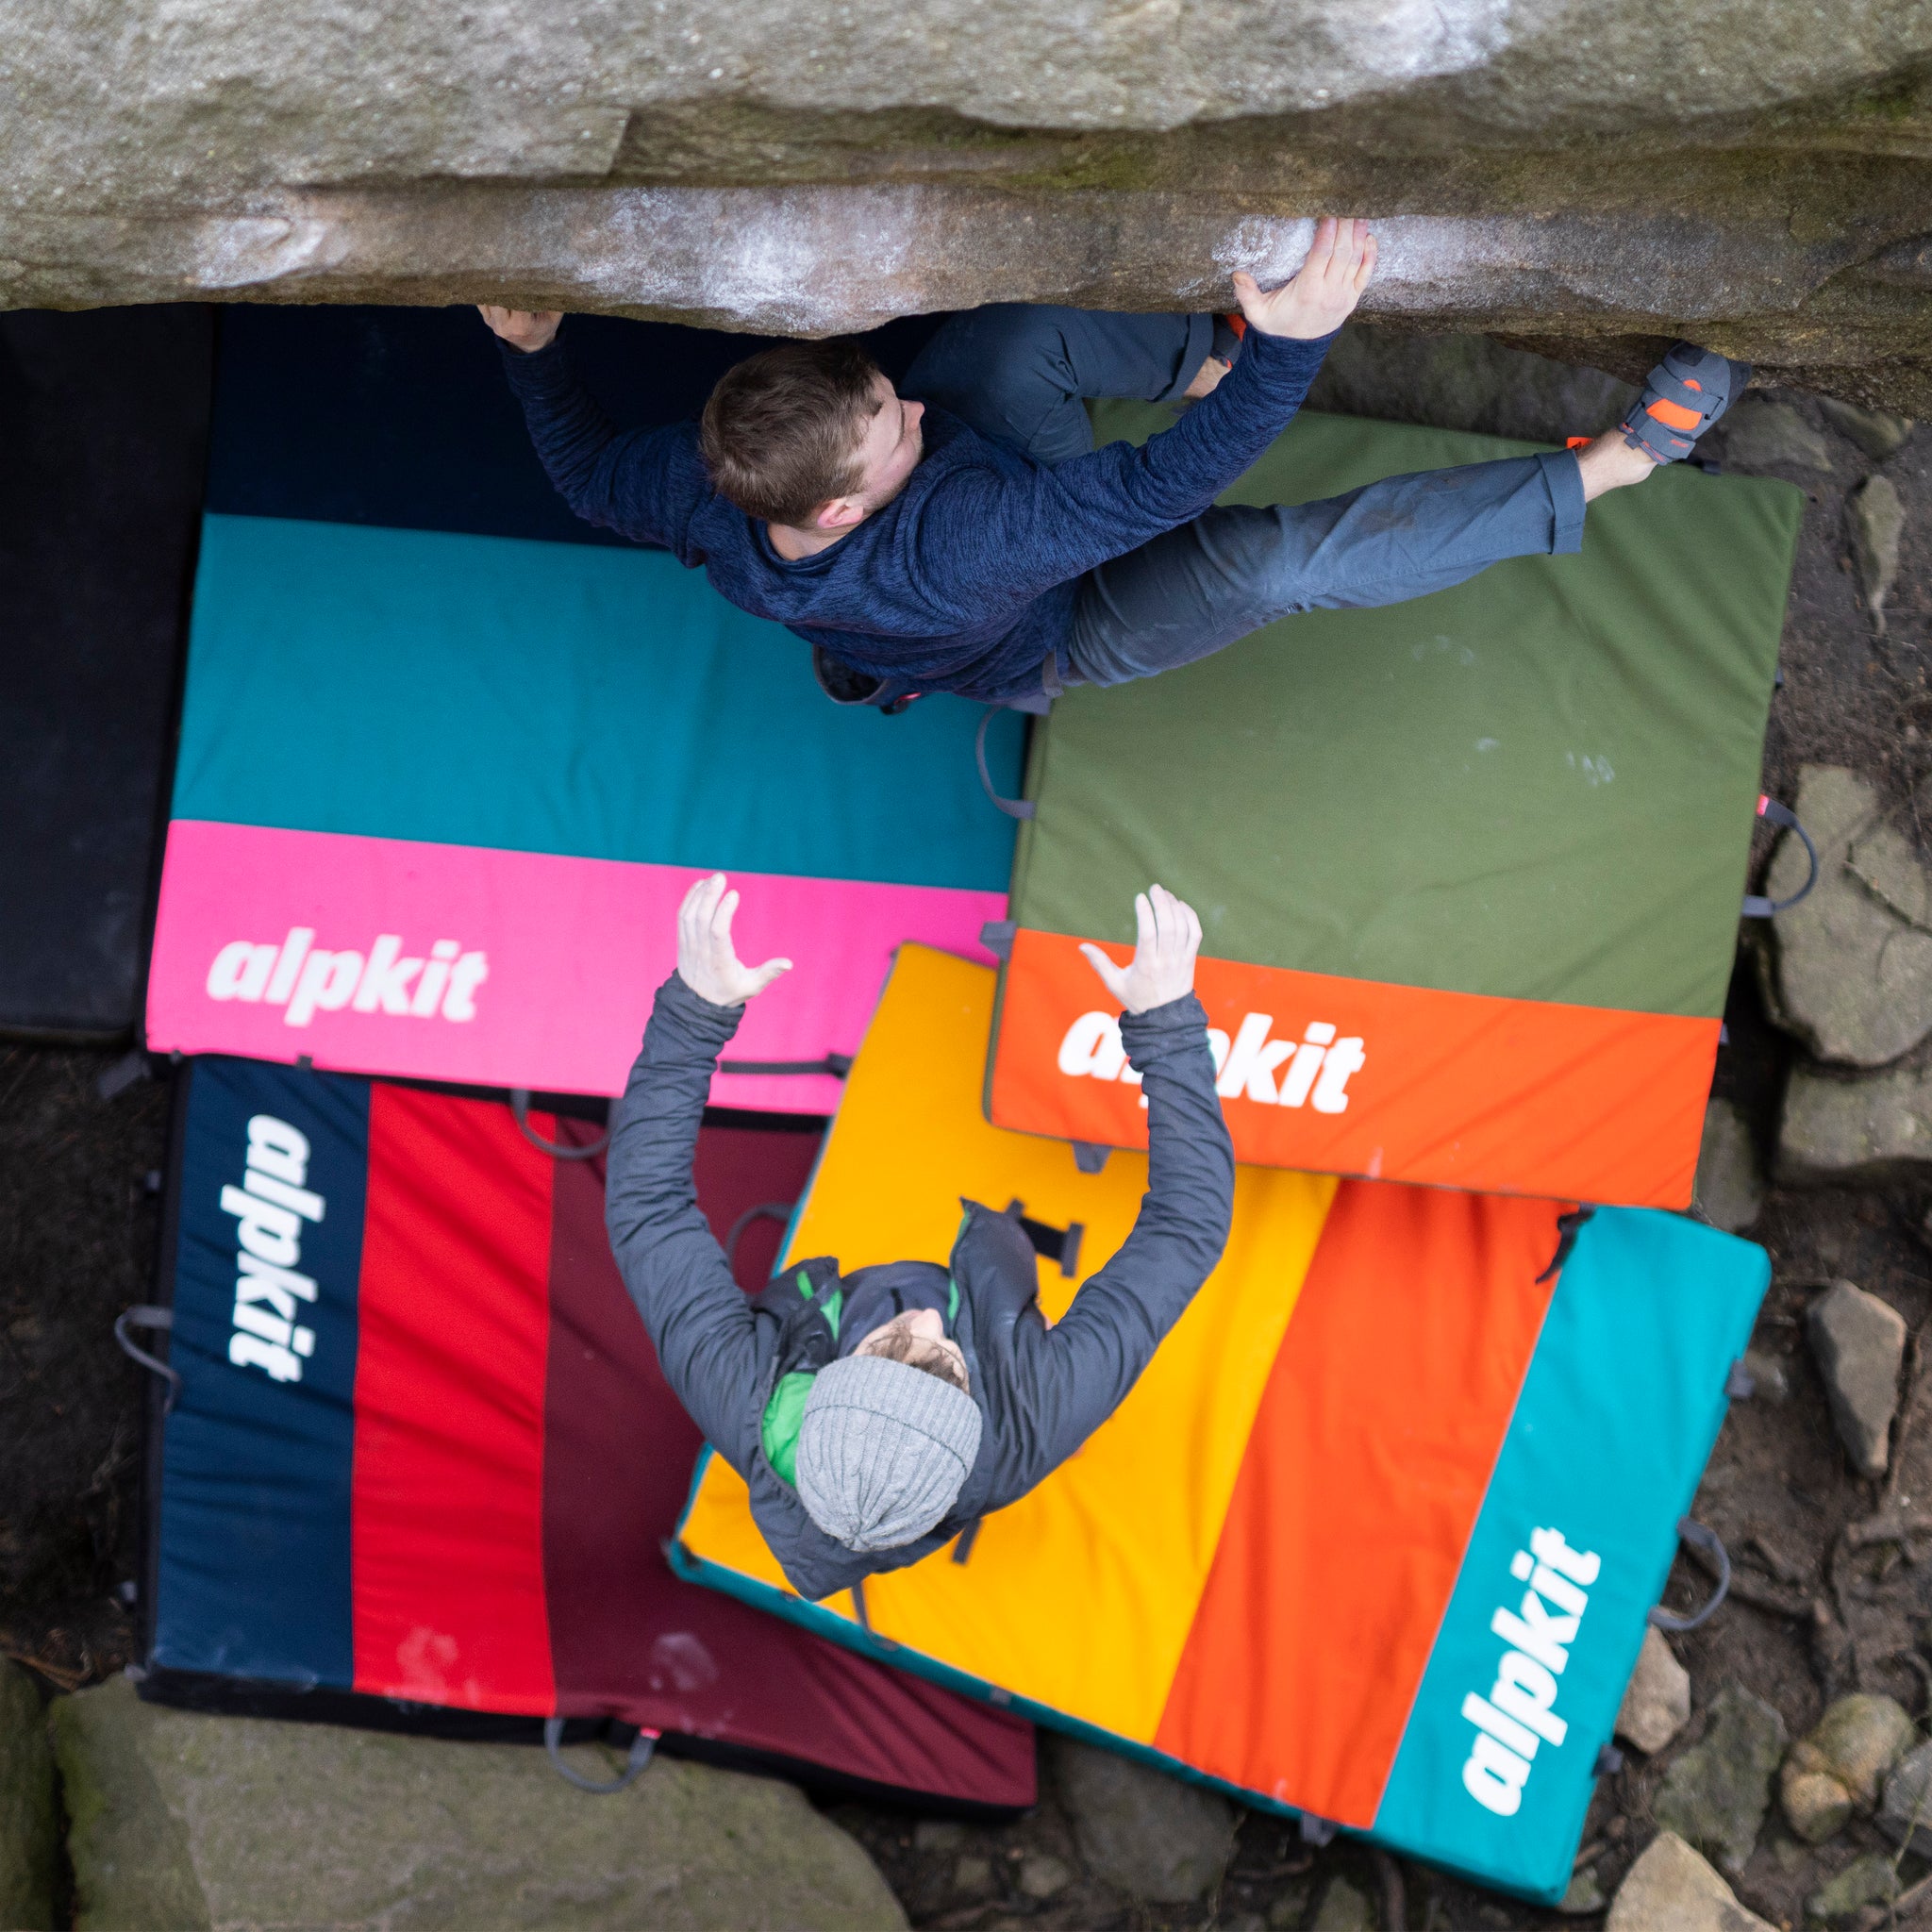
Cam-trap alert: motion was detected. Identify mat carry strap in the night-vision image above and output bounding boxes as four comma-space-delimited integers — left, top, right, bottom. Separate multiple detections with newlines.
114, 1306, 181, 1415
542, 1717, 658, 1793
1649, 1518, 1730, 1632
976, 708, 1034, 820
509, 1090, 609, 1161
1741, 795, 1819, 918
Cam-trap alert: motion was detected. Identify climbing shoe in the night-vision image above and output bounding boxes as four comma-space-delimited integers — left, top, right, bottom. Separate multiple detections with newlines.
1621, 341, 1751, 463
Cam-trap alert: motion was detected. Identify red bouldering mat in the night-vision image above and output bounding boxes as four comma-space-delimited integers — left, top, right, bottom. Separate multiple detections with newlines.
140, 1057, 1034, 1810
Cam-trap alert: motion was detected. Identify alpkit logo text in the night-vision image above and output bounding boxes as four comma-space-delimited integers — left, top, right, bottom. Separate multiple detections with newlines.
206, 927, 488, 1027
1057, 1010, 1366, 1112
220, 1113, 324, 1384
1460, 1527, 1602, 1818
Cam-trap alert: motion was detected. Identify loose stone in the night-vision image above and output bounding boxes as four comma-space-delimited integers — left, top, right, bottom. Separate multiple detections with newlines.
1652, 1684, 1789, 1874
1616, 1626, 1692, 1756
1605, 1831, 1776, 1931
1849, 474, 1906, 634
1806, 1849, 1900, 1921
1047, 1735, 1236, 1903
1807, 1281, 1907, 1477
1780, 1693, 1916, 1842
1694, 1098, 1764, 1231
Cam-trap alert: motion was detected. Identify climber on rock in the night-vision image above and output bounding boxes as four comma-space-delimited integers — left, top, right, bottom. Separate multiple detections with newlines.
605, 871, 1230, 1601
482, 218, 1746, 710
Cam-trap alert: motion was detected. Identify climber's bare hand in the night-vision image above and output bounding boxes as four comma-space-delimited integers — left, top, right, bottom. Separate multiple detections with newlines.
675, 874, 792, 1008
1232, 218, 1376, 341
1080, 885, 1202, 1015
478, 306, 563, 354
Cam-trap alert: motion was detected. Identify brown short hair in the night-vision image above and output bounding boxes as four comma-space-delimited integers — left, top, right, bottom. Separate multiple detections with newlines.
699, 340, 885, 526
862, 1326, 971, 1395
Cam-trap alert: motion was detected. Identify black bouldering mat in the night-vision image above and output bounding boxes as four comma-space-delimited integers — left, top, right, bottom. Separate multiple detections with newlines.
0, 307, 212, 1040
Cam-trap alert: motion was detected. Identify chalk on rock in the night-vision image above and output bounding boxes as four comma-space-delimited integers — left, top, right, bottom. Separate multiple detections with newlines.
0, 1659, 56, 1932
1693, 1098, 1764, 1231
1807, 1849, 1900, 1922
1849, 474, 1906, 634
1807, 1280, 1907, 1477
50, 1675, 907, 1931
1653, 1684, 1789, 1874
1721, 398, 1834, 474
1780, 1693, 1916, 1843
1617, 1626, 1692, 1756
1818, 398, 1914, 459
1605, 1831, 1776, 1931
1048, 1735, 1235, 1904
1757, 765, 1932, 1070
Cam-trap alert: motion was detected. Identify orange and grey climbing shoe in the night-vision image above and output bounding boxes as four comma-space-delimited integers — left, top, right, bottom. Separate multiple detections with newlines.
1621, 342, 1751, 463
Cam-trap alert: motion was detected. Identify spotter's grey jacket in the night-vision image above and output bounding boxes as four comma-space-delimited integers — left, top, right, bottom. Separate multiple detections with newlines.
607, 973, 1234, 1601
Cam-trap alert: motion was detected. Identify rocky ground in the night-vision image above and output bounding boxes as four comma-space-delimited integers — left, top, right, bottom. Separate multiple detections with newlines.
1, 336, 1929, 1927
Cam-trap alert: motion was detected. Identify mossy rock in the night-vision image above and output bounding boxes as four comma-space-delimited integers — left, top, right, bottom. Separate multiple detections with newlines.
51, 1675, 906, 1930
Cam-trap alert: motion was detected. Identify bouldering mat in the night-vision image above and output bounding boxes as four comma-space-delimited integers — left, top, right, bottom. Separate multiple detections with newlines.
147, 306, 1021, 1110
138, 1054, 1035, 1811
0, 307, 211, 1040
986, 406, 1803, 1206
673, 944, 1768, 1900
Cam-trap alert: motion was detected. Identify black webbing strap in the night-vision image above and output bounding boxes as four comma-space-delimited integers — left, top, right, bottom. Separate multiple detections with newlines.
1535, 1207, 1596, 1284
1004, 1199, 1084, 1278
1741, 795, 1819, 918
509, 1090, 609, 1161
717, 1053, 853, 1078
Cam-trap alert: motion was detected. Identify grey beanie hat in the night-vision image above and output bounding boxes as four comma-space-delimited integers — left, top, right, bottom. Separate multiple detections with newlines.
793, 1354, 983, 1554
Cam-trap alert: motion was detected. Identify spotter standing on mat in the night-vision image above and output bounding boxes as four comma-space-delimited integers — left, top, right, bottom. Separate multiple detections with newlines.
481, 219, 1746, 710
606, 872, 1231, 1600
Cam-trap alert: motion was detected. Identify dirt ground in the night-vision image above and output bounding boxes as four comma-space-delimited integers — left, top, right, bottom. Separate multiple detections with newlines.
1, 381, 1927, 1929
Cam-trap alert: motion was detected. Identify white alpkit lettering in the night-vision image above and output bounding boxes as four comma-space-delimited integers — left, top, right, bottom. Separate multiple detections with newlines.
1057, 1009, 1367, 1116
203, 932, 487, 1028
1459, 1527, 1600, 1819
443, 951, 488, 1022
1216, 1013, 1296, 1104
1310, 1037, 1366, 1113
411, 939, 461, 1017
236, 1253, 318, 1323
1058, 1012, 1126, 1078
1462, 1732, 1532, 1817
220, 1112, 325, 1385
221, 1187, 305, 1268
285, 948, 364, 1026
1529, 1525, 1602, 1586
245, 1115, 309, 1185
264, 928, 314, 1006
1278, 1023, 1334, 1108
230, 1332, 306, 1382
353, 935, 425, 1014
207, 941, 278, 1002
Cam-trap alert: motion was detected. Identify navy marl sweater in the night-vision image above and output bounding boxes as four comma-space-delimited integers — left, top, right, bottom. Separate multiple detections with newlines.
501, 325, 1334, 702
